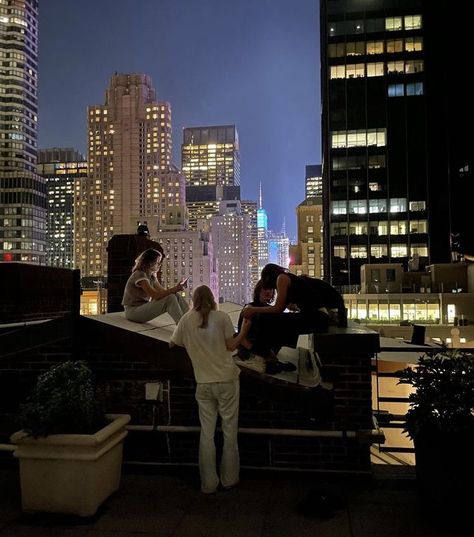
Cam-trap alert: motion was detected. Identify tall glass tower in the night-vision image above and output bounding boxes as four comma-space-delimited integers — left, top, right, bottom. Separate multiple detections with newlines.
257, 183, 269, 273
321, 0, 473, 288
0, 0, 46, 264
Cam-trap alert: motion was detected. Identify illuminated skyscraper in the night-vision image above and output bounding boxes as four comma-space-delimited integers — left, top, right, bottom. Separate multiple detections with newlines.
240, 200, 259, 292
0, 0, 46, 264
210, 200, 251, 305
257, 183, 269, 273
321, 0, 473, 287
305, 164, 323, 199
289, 166, 323, 278
37, 148, 87, 268
181, 126, 240, 229
268, 220, 290, 269
76, 73, 181, 277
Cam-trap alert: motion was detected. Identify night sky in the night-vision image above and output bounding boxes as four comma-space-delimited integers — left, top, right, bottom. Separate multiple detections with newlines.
38, 0, 320, 239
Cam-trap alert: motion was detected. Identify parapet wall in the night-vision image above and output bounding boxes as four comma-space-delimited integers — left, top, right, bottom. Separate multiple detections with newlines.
0, 314, 379, 474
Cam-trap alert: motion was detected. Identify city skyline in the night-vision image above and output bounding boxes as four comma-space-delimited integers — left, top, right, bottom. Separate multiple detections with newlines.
37, 0, 320, 239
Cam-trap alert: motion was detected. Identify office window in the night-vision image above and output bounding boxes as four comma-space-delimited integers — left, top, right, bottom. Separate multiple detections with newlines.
405, 37, 423, 52
346, 20, 364, 34
406, 82, 424, 95
366, 40, 384, 54
331, 200, 347, 215
333, 245, 347, 258
391, 244, 408, 257
350, 245, 367, 258
411, 244, 428, 256
388, 84, 404, 97
328, 43, 345, 57
346, 63, 365, 78
369, 182, 381, 191
409, 201, 426, 211
349, 200, 367, 214
332, 222, 348, 236
349, 223, 367, 235
371, 245, 388, 258
385, 17, 403, 31
404, 15, 422, 30
367, 129, 386, 146
390, 198, 407, 213
368, 155, 386, 169
390, 220, 407, 235
369, 199, 387, 213
330, 65, 346, 79
346, 41, 365, 56
366, 62, 384, 77
386, 39, 403, 53
405, 59, 424, 74
387, 61, 404, 74
409, 220, 427, 233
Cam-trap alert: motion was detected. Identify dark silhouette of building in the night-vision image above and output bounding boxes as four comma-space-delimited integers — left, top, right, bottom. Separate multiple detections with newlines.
320, 0, 473, 289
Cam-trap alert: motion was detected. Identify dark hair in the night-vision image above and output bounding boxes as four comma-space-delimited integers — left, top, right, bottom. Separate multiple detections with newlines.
132, 248, 162, 274
260, 264, 288, 289
252, 279, 275, 304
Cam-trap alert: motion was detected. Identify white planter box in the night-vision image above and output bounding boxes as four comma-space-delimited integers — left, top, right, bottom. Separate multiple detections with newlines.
11, 413, 130, 517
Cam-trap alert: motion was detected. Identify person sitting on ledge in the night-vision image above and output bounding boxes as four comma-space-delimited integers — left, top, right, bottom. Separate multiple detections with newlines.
235, 279, 275, 361
240, 264, 347, 374
122, 248, 189, 323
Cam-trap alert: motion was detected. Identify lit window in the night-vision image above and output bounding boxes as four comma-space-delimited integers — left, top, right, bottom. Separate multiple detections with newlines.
333, 245, 347, 258
391, 245, 408, 257
350, 245, 367, 259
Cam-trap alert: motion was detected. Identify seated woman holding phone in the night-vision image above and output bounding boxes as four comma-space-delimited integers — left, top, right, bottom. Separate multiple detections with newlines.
122, 248, 189, 323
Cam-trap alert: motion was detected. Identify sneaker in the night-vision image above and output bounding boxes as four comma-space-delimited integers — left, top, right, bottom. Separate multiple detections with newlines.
235, 345, 252, 361
277, 360, 297, 372
265, 361, 282, 375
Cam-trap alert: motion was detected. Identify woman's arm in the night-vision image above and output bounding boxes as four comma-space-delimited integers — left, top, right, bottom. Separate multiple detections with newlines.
242, 274, 290, 318
138, 278, 184, 301
226, 318, 251, 351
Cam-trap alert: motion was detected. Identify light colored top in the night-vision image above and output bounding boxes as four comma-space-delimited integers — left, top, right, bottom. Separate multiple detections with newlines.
121, 270, 152, 307
170, 310, 240, 383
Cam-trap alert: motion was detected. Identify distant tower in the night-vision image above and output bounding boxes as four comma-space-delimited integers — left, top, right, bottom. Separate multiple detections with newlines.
268, 219, 290, 268
181, 125, 240, 229
37, 148, 87, 269
257, 182, 269, 273
0, 1, 47, 264
289, 165, 323, 279
76, 73, 182, 277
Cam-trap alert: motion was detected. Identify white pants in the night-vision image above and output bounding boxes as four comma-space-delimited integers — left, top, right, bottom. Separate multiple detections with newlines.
124, 293, 189, 324
195, 380, 240, 493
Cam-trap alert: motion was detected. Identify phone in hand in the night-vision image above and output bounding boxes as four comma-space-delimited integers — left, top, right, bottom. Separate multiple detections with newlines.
179, 277, 189, 288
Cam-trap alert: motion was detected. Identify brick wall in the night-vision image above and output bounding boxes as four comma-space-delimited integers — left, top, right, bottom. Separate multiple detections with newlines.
0, 316, 378, 473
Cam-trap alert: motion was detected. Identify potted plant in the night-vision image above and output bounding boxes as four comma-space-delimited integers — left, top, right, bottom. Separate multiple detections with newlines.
398, 351, 474, 524
10, 360, 130, 517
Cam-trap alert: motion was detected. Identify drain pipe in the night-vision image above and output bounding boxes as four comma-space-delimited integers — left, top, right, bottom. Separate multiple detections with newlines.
127, 424, 382, 440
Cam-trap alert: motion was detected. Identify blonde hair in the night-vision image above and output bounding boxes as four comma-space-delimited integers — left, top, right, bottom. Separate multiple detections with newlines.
192, 285, 216, 328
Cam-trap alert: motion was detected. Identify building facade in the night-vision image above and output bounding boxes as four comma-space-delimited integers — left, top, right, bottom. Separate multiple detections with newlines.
210, 201, 251, 305
181, 125, 241, 230
37, 148, 87, 268
0, 0, 46, 264
257, 183, 269, 273
157, 227, 218, 303
321, 0, 473, 289
241, 199, 259, 291
305, 164, 323, 199
75, 73, 179, 277
289, 165, 324, 279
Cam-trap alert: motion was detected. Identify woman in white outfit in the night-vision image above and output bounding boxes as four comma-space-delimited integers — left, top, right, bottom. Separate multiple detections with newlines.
122, 248, 189, 323
170, 285, 251, 494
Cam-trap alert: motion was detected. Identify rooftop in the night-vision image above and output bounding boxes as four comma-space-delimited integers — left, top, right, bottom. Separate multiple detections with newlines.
0, 463, 463, 537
